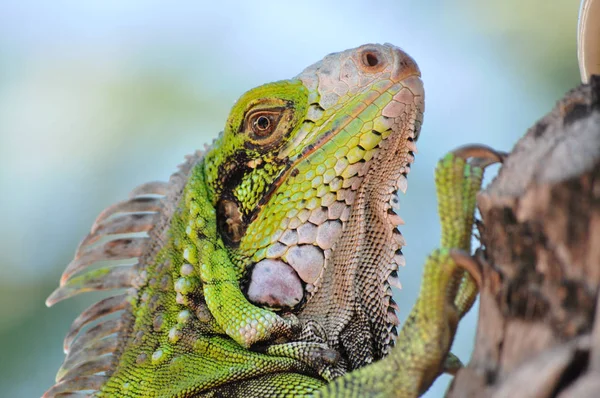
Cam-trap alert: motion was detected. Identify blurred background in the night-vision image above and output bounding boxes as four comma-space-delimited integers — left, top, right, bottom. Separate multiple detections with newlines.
0, 1, 581, 396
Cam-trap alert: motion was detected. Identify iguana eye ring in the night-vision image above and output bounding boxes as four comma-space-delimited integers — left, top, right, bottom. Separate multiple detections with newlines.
243, 108, 291, 147
249, 111, 278, 138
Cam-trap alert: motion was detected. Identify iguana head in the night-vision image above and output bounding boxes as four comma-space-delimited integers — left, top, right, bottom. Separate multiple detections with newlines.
204, 43, 424, 367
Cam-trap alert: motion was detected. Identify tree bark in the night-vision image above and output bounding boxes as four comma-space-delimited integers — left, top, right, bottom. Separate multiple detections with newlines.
447, 77, 600, 398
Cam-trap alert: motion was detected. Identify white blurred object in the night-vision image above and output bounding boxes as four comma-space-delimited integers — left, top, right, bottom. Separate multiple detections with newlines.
578, 0, 600, 82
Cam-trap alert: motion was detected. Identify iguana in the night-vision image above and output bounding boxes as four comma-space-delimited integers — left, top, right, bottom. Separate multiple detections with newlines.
44, 43, 500, 397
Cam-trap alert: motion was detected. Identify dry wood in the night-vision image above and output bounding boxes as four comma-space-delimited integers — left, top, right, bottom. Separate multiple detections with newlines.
448, 76, 600, 398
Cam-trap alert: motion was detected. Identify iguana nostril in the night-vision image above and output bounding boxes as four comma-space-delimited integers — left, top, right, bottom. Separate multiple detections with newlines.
361, 51, 382, 69
364, 52, 379, 67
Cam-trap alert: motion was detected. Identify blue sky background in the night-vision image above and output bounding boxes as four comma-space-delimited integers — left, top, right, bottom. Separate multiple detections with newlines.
0, 1, 581, 396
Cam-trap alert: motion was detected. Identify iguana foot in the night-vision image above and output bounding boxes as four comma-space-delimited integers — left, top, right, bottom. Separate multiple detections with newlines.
266, 341, 345, 381
208, 295, 301, 348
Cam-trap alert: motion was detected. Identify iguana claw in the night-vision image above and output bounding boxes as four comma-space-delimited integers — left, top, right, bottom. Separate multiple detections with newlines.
443, 352, 464, 376
450, 249, 483, 289
451, 144, 507, 167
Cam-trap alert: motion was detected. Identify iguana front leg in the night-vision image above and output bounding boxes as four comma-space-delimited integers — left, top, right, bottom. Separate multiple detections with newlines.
180, 163, 342, 380
318, 145, 505, 397
180, 166, 299, 348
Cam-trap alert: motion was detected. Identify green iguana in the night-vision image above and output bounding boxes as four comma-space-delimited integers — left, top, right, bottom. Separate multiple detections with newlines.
44, 43, 500, 397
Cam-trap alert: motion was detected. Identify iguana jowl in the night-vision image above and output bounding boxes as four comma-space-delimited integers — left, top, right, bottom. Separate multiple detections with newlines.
44, 43, 494, 397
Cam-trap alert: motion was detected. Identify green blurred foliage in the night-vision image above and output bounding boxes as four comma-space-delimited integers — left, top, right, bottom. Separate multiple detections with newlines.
0, 1, 580, 396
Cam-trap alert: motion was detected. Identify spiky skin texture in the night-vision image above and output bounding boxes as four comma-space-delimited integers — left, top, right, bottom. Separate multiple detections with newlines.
44, 44, 488, 397
317, 152, 485, 396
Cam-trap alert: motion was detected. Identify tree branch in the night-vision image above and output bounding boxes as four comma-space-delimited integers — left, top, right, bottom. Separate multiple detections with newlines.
448, 77, 600, 398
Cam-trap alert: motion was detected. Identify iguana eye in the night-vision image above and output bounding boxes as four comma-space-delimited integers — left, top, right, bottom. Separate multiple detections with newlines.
248, 110, 280, 138
253, 115, 271, 135
242, 106, 294, 149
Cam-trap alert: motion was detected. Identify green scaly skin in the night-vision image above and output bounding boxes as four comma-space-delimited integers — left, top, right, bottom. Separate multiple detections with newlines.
45, 44, 496, 397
